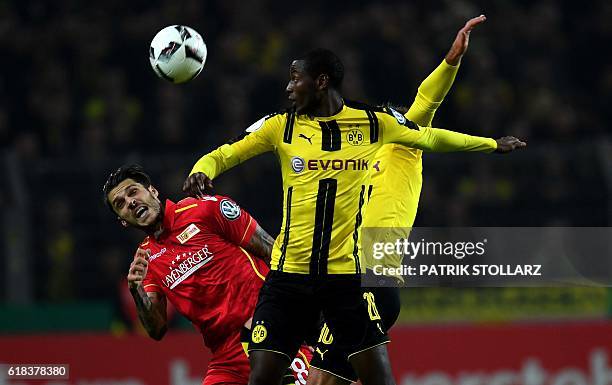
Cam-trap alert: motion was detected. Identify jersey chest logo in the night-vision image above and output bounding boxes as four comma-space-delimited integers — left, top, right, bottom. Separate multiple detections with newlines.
298, 133, 314, 144
346, 127, 364, 146
176, 224, 200, 244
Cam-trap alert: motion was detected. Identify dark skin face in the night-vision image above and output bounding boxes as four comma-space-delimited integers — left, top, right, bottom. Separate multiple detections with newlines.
286, 60, 343, 117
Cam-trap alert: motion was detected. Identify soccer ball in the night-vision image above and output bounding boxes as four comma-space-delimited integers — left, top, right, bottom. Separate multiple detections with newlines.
149, 25, 207, 84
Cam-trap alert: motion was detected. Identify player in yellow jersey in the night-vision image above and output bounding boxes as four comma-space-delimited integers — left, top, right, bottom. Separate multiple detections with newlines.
307, 15, 488, 385
183, 42, 525, 385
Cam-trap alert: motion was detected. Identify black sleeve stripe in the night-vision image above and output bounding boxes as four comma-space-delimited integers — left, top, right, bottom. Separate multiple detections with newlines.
365, 109, 379, 144
405, 119, 419, 130
383, 106, 419, 130
344, 99, 385, 112
227, 132, 247, 144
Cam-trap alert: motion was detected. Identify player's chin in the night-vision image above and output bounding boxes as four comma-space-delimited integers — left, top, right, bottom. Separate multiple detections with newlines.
135, 211, 157, 227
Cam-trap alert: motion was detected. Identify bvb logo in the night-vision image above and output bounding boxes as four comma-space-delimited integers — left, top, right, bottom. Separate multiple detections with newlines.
252, 324, 268, 343
346, 128, 364, 146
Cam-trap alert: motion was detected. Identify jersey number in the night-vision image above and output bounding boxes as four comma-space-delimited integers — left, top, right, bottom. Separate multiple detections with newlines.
291, 357, 309, 385
317, 323, 334, 345
363, 292, 381, 321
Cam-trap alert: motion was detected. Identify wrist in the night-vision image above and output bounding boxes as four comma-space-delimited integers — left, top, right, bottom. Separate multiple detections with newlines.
128, 282, 142, 291
444, 55, 462, 67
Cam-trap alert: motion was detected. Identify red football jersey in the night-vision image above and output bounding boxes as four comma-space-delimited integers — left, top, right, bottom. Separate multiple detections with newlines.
139, 196, 269, 382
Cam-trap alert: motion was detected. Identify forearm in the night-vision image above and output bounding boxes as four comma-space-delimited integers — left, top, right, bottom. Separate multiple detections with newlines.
245, 225, 274, 264
417, 60, 460, 105
406, 60, 459, 127
415, 126, 497, 153
190, 144, 241, 179
130, 285, 167, 340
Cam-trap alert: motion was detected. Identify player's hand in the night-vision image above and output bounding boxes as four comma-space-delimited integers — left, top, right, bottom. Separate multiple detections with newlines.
495, 136, 527, 153
182, 172, 214, 198
127, 248, 150, 290
445, 14, 487, 66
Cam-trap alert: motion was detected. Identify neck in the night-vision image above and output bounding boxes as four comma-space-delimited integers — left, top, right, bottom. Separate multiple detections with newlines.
144, 201, 165, 238
310, 89, 343, 117
150, 220, 165, 239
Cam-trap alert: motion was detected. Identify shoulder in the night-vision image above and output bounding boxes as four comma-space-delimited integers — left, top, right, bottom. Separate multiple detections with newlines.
374, 105, 419, 130
213, 195, 244, 221
344, 99, 385, 113
245, 109, 293, 133
168, 197, 210, 225
182, 195, 243, 221
228, 109, 291, 144
344, 99, 418, 128
173, 197, 202, 213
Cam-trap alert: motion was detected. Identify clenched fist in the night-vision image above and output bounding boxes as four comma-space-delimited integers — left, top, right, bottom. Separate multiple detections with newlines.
128, 248, 150, 290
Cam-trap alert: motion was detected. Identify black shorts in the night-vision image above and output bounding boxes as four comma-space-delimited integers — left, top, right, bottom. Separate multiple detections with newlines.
310, 282, 401, 382
248, 271, 389, 365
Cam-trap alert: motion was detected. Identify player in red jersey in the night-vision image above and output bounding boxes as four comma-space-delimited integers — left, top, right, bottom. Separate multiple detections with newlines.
103, 164, 311, 385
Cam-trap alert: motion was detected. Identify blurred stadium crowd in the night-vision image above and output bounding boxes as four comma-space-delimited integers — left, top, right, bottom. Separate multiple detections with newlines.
1, 1, 611, 327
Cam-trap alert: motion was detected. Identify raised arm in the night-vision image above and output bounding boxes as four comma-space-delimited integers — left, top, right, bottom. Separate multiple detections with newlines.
406, 15, 487, 126
128, 248, 167, 340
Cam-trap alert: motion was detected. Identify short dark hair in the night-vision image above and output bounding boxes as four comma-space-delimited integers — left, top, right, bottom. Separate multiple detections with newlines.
299, 48, 344, 89
102, 164, 152, 212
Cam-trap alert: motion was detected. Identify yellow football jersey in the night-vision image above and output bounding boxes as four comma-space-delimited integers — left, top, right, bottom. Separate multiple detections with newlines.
363, 60, 462, 280
191, 98, 496, 275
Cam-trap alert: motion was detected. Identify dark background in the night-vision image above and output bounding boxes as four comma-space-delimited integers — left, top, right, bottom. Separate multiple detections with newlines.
1, 0, 611, 331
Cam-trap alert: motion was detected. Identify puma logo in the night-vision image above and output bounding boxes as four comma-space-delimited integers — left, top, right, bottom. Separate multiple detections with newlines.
299, 133, 314, 144
315, 347, 328, 360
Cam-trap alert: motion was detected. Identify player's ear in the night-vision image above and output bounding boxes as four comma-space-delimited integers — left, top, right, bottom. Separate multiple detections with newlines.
119, 217, 128, 227
149, 185, 159, 199
317, 74, 329, 90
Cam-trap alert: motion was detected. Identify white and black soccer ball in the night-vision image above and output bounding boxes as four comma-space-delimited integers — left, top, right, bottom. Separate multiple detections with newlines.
149, 25, 207, 84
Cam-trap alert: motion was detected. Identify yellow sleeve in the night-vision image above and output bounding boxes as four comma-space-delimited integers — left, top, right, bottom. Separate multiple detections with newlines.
406, 60, 459, 127
379, 111, 497, 153
190, 114, 283, 179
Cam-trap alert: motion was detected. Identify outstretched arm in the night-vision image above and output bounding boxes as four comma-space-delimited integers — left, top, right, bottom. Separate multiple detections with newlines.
382, 111, 525, 153
184, 115, 282, 198
128, 249, 167, 340
407, 15, 486, 127
414, 126, 526, 153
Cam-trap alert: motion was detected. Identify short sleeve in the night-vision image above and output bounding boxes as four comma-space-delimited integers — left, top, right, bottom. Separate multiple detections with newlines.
207, 196, 259, 248
141, 251, 163, 294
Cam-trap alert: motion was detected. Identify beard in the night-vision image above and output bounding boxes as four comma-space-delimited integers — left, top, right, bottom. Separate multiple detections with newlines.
127, 201, 164, 235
